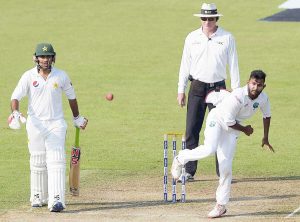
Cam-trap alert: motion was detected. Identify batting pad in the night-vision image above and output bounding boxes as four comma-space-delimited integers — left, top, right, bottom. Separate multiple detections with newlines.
47, 149, 66, 208
30, 152, 48, 204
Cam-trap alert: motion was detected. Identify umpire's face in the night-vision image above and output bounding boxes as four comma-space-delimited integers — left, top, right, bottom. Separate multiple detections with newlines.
201, 17, 218, 32
37, 55, 54, 70
247, 78, 266, 100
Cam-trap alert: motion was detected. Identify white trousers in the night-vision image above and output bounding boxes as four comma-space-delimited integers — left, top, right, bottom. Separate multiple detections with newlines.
178, 110, 238, 205
26, 115, 67, 208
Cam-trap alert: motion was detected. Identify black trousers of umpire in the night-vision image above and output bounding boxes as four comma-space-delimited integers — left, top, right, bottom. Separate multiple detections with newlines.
185, 78, 226, 177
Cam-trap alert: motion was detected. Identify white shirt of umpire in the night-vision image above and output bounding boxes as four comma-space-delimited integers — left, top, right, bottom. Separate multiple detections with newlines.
178, 27, 240, 93
11, 67, 76, 208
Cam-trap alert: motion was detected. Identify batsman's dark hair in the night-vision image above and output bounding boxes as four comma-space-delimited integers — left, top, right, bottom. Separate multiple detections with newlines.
249, 70, 266, 81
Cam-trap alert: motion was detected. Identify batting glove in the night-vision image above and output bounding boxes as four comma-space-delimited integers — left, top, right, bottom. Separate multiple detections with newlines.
8, 110, 27, 130
73, 115, 88, 129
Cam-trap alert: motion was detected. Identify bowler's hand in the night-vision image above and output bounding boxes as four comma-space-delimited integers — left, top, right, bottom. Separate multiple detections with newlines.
177, 93, 186, 107
73, 115, 88, 129
243, 125, 253, 136
8, 111, 26, 130
262, 137, 275, 153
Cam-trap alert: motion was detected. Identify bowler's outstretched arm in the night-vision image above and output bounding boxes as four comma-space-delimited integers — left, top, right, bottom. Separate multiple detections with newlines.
262, 117, 274, 152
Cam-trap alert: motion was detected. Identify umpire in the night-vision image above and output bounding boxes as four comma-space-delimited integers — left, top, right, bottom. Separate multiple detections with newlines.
177, 3, 240, 180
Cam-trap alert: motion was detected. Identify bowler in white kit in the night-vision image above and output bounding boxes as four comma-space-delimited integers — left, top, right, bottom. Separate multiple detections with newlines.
8, 43, 88, 212
172, 70, 274, 218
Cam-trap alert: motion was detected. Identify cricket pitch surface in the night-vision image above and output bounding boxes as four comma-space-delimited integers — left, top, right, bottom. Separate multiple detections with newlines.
1, 171, 299, 221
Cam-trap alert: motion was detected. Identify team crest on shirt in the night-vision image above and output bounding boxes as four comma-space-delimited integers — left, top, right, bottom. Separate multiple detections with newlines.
32, 80, 39, 87
53, 82, 59, 89
253, 102, 259, 109
209, 121, 216, 127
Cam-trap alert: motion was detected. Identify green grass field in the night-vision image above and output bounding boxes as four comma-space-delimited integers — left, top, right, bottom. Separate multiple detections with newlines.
0, 0, 299, 212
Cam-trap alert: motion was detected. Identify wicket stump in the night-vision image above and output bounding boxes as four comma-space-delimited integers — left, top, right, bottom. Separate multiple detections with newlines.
163, 133, 186, 203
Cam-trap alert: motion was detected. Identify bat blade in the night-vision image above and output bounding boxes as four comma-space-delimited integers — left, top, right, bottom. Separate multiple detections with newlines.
69, 127, 80, 196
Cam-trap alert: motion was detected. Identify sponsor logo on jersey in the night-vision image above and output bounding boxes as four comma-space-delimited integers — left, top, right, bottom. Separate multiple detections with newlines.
33, 81, 39, 87
253, 102, 259, 109
209, 121, 216, 127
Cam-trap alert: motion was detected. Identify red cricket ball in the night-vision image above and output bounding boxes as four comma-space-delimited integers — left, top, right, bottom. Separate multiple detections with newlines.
105, 93, 114, 101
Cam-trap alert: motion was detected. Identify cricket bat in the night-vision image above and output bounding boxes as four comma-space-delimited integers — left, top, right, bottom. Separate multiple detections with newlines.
69, 127, 81, 196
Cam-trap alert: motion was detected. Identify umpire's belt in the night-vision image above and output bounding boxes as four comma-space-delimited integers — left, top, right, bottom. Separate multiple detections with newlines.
207, 80, 225, 91
189, 78, 226, 96
205, 80, 225, 88
190, 77, 225, 89
189, 75, 225, 86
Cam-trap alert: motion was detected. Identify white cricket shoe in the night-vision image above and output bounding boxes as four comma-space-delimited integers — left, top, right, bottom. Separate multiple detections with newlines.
31, 198, 43, 207
208, 204, 227, 218
171, 156, 183, 180
31, 195, 46, 207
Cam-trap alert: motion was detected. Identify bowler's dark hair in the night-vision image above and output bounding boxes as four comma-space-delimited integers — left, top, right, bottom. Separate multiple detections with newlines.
249, 70, 266, 81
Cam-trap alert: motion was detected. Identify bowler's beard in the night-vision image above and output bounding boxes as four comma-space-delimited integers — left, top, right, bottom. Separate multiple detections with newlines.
247, 86, 262, 100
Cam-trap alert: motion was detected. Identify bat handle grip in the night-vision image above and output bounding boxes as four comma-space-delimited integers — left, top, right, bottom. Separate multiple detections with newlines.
75, 127, 80, 147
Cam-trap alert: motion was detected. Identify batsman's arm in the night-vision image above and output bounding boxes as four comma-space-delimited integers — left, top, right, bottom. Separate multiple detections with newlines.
262, 117, 274, 152
11, 99, 20, 112
68, 99, 79, 118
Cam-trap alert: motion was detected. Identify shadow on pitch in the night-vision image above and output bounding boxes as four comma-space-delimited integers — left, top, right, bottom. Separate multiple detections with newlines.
65, 198, 214, 213
64, 194, 297, 213
231, 176, 300, 184
224, 210, 298, 218
194, 176, 300, 183
230, 194, 297, 202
